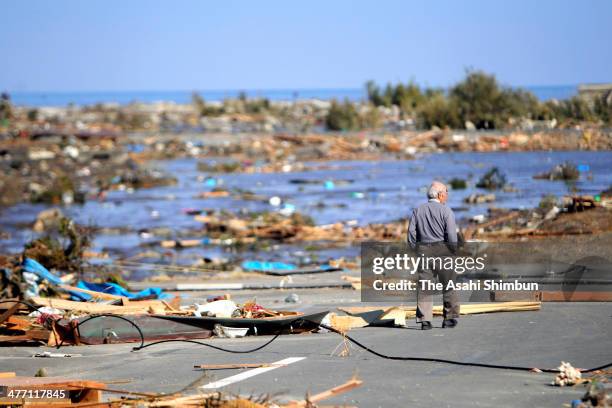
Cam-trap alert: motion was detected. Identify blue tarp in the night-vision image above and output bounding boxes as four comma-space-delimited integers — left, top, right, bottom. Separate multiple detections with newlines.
23, 258, 170, 301
23, 258, 64, 285
241, 260, 336, 272
71, 280, 170, 301
241, 261, 297, 272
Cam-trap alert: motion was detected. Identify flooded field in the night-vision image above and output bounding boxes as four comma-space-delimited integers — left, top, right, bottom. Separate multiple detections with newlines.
2, 150, 610, 280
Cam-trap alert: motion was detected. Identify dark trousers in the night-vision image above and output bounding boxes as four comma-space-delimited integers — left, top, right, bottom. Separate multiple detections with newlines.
415, 243, 460, 322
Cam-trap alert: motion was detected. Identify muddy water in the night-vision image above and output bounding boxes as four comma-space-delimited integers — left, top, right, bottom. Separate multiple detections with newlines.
1, 151, 611, 277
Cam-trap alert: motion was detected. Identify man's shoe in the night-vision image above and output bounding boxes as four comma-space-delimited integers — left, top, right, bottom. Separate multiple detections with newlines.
442, 318, 458, 328
421, 321, 432, 330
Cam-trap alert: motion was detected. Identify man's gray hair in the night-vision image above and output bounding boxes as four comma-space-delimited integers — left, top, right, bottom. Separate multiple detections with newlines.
427, 182, 447, 199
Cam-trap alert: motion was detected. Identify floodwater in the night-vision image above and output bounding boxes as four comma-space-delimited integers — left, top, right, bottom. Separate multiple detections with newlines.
1, 151, 610, 278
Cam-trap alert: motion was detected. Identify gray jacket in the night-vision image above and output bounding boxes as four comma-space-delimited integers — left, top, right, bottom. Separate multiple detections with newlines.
408, 200, 458, 247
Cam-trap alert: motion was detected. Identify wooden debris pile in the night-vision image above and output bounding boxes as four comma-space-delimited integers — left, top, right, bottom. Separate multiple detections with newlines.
327, 302, 542, 331
462, 191, 612, 240
0, 293, 324, 346
0, 372, 107, 406
189, 209, 407, 244
0, 372, 362, 407
112, 376, 362, 408
0, 296, 183, 347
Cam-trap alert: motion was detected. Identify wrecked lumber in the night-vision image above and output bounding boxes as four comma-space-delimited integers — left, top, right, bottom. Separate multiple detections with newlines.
540, 290, 612, 302
59, 284, 128, 302
463, 211, 520, 240
283, 377, 363, 408
194, 363, 286, 370
0, 375, 107, 404
165, 281, 352, 291
0, 301, 21, 325
339, 301, 542, 322
25, 376, 364, 407
30, 297, 168, 315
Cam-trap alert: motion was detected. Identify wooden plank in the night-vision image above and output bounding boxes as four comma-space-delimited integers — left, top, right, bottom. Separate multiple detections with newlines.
148, 303, 167, 314
116, 299, 169, 309
541, 291, 612, 302
30, 297, 151, 314
0, 301, 20, 325
0, 377, 107, 405
0, 372, 16, 378
340, 301, 541, 318
24, 329, 52, 341
194, 363, 286, 370
0, 329, 50, 343
146, 394, 216, 407
0, 334, 37, 343
200, 357, 305, 390
59, 284, 127, 302
328, 314, 369, 331
490, 290, 543, 302
161, 300, 178, 312
68, 386, 157, 398
168, 296, 181, 311
309, 378, 363, 403
5, 315, 36, 330
0, 377, 105, 388
283, 378, 363, 408
331, 307, 405, 330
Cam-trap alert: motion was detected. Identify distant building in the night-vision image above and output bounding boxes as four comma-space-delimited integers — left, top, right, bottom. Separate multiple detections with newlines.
578, 83, 612, 105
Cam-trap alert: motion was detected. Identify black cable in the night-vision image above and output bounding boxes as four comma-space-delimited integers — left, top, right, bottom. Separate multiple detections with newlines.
10, 305, 610, 374
138, 318, 611, 373
317, 323, 611, 374
72, 314, 612, 374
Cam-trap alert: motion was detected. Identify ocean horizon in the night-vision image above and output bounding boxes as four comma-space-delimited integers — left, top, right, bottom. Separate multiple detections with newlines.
5, 85, 577, 108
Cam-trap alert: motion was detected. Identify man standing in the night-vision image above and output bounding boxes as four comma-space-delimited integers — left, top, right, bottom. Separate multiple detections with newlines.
408, 181, 460, 330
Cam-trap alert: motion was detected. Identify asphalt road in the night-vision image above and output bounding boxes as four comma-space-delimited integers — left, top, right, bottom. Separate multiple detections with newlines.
1, 302, 610, 407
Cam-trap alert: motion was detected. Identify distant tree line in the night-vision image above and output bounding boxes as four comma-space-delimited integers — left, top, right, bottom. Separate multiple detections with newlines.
325, 70, 611, 131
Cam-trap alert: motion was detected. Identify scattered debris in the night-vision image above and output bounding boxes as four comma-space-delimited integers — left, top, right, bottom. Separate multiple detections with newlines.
476, 167, 508, 190
32, 208, 64, 233
464, 193, 496, 204
449, 178, 468, 189
33, 351, 82, 358
553, 361, 582, 386
534, 161, 580, 181
0, 373, 107, 404
462, 191, 612, 239
213, 324, 248, 338
337, 301, 541, 329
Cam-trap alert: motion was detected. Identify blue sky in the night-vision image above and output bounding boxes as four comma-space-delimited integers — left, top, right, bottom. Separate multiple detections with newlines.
1, 0, 611, 92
